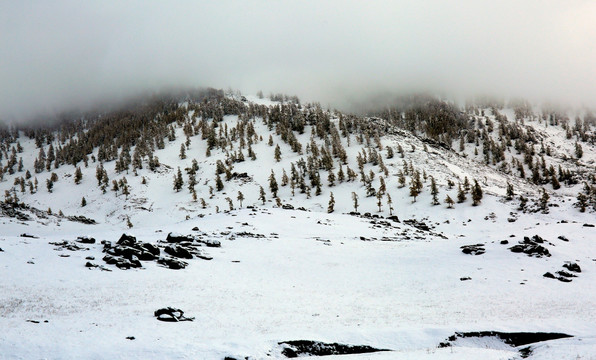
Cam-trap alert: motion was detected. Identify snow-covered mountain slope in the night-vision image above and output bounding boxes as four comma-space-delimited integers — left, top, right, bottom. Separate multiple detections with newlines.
0, 92, 595, 359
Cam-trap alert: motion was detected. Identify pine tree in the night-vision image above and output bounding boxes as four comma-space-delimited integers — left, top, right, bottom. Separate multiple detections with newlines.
409, 171, 422, 202
274, 144, 282, 162
397, 170, 406, 188
179, 143, 186, 159
352, 192, 359, 212
376, 192, 383, 212
215, 172, 224, 191
327, 192, 335, 213
173, 167, 184, 192
576, 192, 588, 212
74, 166, 83, 185
269, 170, 278, 197
259, 185, 266, 204
237, 191, 244, 208
471, 179, 483, 206
430, 176, 439, 205
457, 184, 466, 203
505, 182, 515, 200
539, 188, 549, 212
386, 193, 394, 215
81, 197, 87, 207
225, 197, 234, 211
445, 194, 454, 208
46, 179, 53, 193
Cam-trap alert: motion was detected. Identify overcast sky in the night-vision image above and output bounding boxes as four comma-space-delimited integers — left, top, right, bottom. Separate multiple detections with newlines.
2, 1, 596, 120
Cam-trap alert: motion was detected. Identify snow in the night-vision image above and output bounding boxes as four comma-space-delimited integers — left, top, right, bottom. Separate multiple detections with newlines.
1, 96, 595, 358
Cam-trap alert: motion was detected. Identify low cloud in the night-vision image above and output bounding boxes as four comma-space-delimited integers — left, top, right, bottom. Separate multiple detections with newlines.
2, 1, 596, 121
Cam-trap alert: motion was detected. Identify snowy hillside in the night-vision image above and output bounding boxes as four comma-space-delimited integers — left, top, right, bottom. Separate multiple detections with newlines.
1, 91, 595, 359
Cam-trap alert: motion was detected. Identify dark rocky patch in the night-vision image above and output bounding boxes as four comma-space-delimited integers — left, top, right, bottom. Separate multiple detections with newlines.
157, 257, 188, 269
460, 244, 485, 255
66, 215, 97, 224
508, 236, 551, 258
500, 240, 509, 245
438, 331, 572, 357
166, 232, 193, 243
282, 204, 294, 210
583, 223, 594, 227
278, 340, 390, 358
50, 241, 89, 252
563, 262, 581, 273
126, 336, 135, 340
164, 245, 193, 259
85, 262, 112, 271
76, 236, 95, 244
1, 202, 32, 221
460, 277, 472, 281
20, 233, 38, 239
403, 219, 430, 231
154, 307, 194, 322
558, 235, 569, 242
386, 215, 400, 223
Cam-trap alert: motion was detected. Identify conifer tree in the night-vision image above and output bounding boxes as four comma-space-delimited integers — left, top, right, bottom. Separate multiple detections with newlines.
471, 179, 483, 206
576, 192, 588, 212
386, 193, 393, 215
352, 192, 359, 212
505, 182, 515, 200
376, 192, 383, 212
259, 185, 266, 204
269, 170, 278, 197
430, 176, 439, 205
237, 191, 244, 208
274, 144, 282, 162
327, 192, 335, 213
226, 197, 234, 211
215, 172, 224, 191
81, 197, 87, 207
74, 167, 83, 184
445, 194, 454, 208
457, 184, 466, 203
539, 188, 549, 212
173, 167, 184, 192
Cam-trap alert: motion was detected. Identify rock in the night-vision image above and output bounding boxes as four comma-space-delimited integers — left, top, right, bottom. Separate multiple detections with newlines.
278, 340, 389, 358
76, 236, 95, 244
543, 272, 556, 279
85, 256, 95, 260
126, 336, 135, 340
164, 245, 193, 259
166, 232, 194, 243
386, 215, 400, 223
67, 215, 97, 224
282, 204, 294, 210
157, 257, 188, 270
154, 307, 194, 322
509, 236, 551, 258
460, 244, 485, 255
500, 240, 509, 245
20, 233, 39, 239
583, 223, 595, 227
460, 277, 472, 281
196, 238, 221, 248
558, 236, 569, 242
563, 262, 581, 273
556, 270, 577, 278
192, 227, 199, 231
117, 233, 137, 246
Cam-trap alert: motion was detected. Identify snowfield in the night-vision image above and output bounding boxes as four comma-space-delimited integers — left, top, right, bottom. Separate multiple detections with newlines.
1, 95, 595, 359
1, 203, 595, 359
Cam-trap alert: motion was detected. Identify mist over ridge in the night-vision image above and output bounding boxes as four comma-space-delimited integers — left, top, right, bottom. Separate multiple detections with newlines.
2, 1, 596, 121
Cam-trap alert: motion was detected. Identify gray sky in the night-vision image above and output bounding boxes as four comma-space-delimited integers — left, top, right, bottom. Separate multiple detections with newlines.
2, 1, 596, 120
